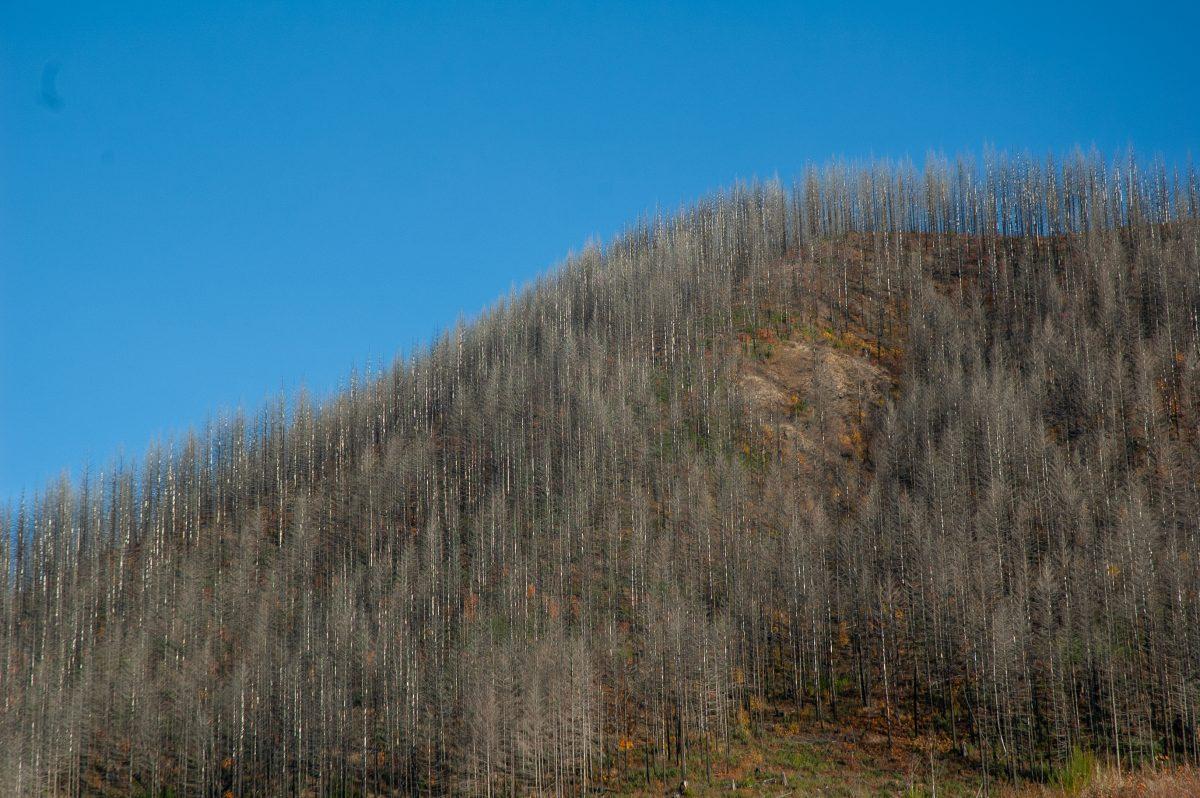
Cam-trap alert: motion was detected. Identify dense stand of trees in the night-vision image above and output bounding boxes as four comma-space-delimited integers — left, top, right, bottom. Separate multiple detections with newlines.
2, 151, 1199, 795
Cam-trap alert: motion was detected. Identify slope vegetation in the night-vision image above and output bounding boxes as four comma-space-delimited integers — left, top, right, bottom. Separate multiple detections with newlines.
3, 154, 1199, 796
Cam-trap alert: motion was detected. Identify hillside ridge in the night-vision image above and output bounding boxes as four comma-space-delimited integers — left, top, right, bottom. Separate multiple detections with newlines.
3, 153, 1200, 796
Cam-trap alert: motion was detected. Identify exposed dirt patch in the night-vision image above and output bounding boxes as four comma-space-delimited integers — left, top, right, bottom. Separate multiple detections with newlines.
738, 336, 890, 478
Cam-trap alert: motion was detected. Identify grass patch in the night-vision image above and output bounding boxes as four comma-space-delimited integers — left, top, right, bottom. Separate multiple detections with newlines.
769, 742, 826, 774
1051, 746, 1095, 795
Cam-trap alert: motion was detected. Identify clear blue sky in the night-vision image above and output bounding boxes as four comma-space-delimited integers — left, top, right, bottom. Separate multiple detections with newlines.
2, 1, 1197, 500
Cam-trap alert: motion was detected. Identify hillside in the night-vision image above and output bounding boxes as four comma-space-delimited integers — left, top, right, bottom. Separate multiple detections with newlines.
3, 153, 1199, 796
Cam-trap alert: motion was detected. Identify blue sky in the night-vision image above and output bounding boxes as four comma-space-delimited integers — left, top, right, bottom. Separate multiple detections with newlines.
2, 1, 1197, 499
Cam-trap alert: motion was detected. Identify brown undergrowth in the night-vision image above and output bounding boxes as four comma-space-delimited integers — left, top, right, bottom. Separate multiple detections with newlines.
612, 697, 981, 796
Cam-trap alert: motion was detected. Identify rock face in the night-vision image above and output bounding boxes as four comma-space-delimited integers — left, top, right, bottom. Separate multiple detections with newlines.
738, 336, 891, 480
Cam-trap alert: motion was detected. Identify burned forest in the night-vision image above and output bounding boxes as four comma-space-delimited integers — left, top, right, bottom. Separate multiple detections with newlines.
3, 152, 1200, 795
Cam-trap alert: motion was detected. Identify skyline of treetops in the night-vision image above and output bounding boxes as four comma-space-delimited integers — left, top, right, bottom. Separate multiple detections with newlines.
6, 0, 1198, 504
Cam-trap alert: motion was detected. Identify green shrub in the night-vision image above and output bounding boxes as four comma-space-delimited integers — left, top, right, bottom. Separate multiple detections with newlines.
1052, 746, 1095, 795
